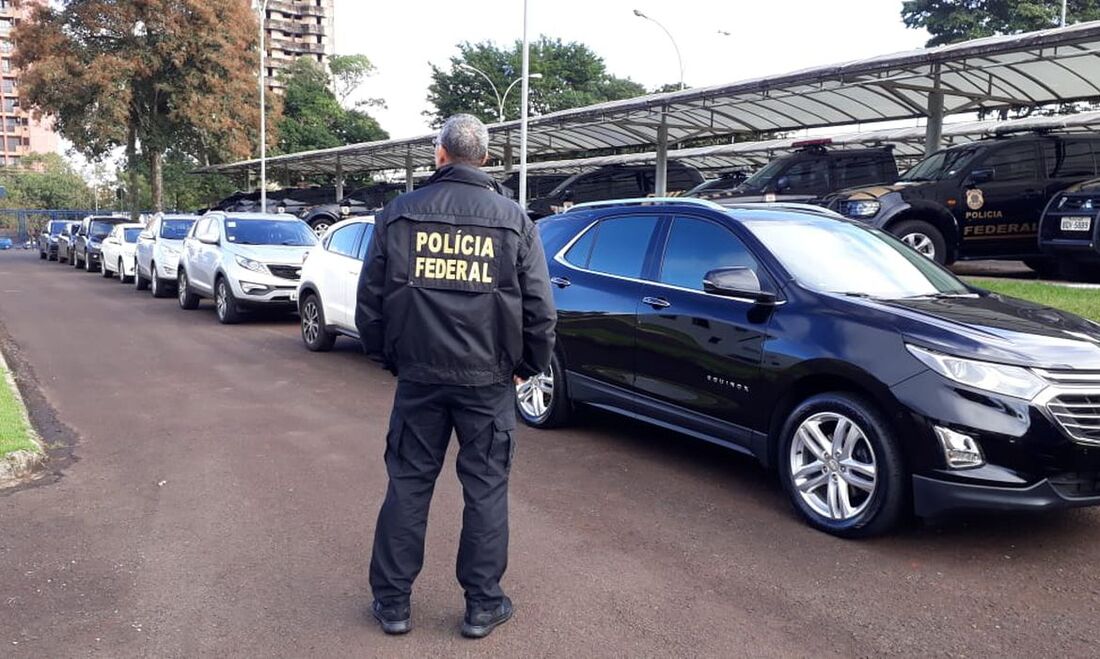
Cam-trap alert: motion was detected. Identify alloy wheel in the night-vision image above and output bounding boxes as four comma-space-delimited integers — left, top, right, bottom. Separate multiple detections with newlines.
216, 282, 228, 320
178, 273, 188, 304
516, 365, 554, 422
789, 412, 877, 521
312, 222, 330, 237
901, 232, 936, 259
151, 272, 159, 296
302, 299, 320, 344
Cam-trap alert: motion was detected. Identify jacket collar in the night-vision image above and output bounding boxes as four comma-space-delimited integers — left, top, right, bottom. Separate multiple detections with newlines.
425, 163, 500, 192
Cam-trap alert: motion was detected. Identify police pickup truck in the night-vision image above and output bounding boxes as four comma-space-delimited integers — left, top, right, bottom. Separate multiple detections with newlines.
826, 132, 1100, 268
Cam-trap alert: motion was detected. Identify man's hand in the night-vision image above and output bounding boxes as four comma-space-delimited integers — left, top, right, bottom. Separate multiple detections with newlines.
513, 375, 527, 386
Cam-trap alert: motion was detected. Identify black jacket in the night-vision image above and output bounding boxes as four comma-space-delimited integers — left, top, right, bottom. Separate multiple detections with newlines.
355, 164, 557, 386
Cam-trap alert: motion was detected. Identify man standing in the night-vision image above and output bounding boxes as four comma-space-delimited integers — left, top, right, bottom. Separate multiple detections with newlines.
356, 114, 556, 639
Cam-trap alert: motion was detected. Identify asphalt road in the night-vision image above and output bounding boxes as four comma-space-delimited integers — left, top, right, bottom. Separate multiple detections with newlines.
2, 249, 1100, 658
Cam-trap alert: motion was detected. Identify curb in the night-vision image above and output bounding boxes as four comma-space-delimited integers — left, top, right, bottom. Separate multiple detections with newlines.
0, 347, 46, 487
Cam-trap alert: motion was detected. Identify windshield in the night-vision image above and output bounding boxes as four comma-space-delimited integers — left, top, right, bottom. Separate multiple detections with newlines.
90, 220, 121, 238
900, 147, 978, 182
160, 219, 195, 240
224, 219, 317, 246
546, 171, 585, 198
122, 228, 142, 243
744, 217, 970, 299
735, 157, 791, 193
48, 221, 67, 235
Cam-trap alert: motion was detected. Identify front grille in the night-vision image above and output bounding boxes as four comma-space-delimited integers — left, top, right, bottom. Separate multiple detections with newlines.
1047, 392, 1100, 445
1049, 471, 1100, 498
267, 264, 302, 280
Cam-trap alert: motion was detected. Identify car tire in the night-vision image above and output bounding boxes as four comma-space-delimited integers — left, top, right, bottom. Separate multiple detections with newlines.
39, 248, 46, 260
72, 252, 81, 268
516, 350, 571, 429
309, 217, 335, 237
177, 270, 200, 310
1023, 257, 1059, 279
214, 277, 242, 325
151, 264, 171, 298
1058, 258, 1100, 282
102, 260, 114, 278
778, 392, 906, 539
300, 292, 336, 351
889, 219, 946, 264
118, 259, 132, 283
135, 263, 150, 291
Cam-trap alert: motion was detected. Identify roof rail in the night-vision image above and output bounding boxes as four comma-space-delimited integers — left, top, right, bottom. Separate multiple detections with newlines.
563, 197, 725, 213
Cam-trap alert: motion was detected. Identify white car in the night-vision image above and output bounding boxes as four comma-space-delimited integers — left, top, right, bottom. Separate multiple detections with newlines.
135, 214, 199, 298
100, 223, 144, 283
296, 216, 376, 350
177, 212, 318, 324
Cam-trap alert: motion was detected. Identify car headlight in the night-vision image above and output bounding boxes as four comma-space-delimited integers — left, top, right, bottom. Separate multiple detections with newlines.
906, 344, 1046, 400
235, 255, 268, 274
276, 206, 287, 214
843, 200, 881, 218
340, 206, 351, 216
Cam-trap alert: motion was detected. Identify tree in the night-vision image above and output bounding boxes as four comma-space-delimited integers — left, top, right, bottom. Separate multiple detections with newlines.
277, 58, 388, 155
902, 0, 1100, 46
13, 0, 265, 216
329, 54, 382, 106
426, 37, 647, 126
0, 152, 92, 209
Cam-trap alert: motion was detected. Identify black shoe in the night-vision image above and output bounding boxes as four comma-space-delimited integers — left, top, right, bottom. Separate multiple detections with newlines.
461, 596, 513, 639
371, 600, 411, 635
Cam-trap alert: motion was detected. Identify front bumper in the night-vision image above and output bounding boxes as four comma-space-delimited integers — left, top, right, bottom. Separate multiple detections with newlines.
914, 475, 1100, 517
227, 268, 299, 307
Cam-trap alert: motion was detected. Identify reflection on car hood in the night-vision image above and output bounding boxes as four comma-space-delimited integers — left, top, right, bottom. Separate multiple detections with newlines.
855, 293, 1100, 370
157, 238, 186, 250
228, 244, 313, 263
831, 182, 925, 201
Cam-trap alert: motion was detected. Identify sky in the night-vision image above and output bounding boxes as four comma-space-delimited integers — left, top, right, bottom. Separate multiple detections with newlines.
335, 0, 931, 139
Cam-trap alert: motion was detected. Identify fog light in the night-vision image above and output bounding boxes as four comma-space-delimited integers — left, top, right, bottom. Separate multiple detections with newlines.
240, 282, 270, 294
934, 426, 984, 469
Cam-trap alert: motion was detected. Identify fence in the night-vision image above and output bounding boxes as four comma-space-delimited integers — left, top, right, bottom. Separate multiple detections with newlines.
0, 210, 145, 242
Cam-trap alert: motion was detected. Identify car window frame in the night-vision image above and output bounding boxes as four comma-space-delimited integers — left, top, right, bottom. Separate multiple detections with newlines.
977, 140, 1042, 182
556, 212, 664, 282
325, 222, 365, 259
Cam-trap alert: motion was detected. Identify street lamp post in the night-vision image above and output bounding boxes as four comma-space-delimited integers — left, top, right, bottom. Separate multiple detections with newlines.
633, 9, 684, 91
458, 63, 542, 123
254, 0, 269, 212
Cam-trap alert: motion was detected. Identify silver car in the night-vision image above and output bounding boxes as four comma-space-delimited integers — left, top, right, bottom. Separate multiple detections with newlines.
135, 213, 199, 298
176, 212, 318, 324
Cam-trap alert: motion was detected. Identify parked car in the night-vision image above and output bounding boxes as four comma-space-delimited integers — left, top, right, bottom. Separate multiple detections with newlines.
57, 223, 80, 264
1038, 176, 1100, 279
38, 220, 74, 261
499, 172, 570, 201
720, 143, 898, 205
296, 216, 376, 350
526, 197, 1100, 537
685, 170, 750, 199
302, 184, 402, 236
526, 162, 705, 219
0, 236, 12, 250
72, 215, 130, 272
135, 214, 199, 297
176, 212, 318, 324
100, 223, 144, 283
828, 132, 1100, 266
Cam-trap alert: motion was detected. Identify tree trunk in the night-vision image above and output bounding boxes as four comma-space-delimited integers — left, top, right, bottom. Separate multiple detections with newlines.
150, 149, 164, 212
126, 123, 139, 221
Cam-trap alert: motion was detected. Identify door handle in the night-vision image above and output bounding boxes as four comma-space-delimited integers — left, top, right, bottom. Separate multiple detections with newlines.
550, 276, 571, 288
642, 296, 671, 309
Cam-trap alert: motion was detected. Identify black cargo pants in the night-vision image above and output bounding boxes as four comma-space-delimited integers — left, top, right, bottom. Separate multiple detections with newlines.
369, 379, 515, 610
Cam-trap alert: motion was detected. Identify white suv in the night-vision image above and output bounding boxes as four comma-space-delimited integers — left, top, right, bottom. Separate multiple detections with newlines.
176, 212, 318, 324
100, 223, 144, 283
135, 214, 199, 297
297, 216, 375, 350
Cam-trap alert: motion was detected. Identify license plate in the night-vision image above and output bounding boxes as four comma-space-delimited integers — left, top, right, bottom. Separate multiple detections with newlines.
1061, 216, 1093, 232
290, 289, 299, 302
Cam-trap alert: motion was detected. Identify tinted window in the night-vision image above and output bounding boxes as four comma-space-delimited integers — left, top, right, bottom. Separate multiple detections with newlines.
563, 222, 597, 266
224, 219, 317, 247
834, 155, 884, 189
160, 219, 196, 239
781, 159, 829, 194
47, 221, 66, 235
123, 228, 142, 243
582, 215, 658, 278
1052, 140, 1096, 178
984, 143, 1039, 181
89, 220, 121, 238
659, 217, 759, 291
326, 223, 364, 258
356, 223, 376, 260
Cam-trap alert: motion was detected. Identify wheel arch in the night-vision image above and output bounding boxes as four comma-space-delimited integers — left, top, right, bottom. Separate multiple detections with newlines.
882, 203, 960, 263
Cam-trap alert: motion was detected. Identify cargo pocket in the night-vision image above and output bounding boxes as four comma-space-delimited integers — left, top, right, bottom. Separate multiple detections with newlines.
490, 414, 516, 476
384, 417, 405, 467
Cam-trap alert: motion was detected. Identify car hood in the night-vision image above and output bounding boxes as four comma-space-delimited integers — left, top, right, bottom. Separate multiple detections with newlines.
228, 244, 313, 263
848, 293, 1100, 370
830, 182, 927, 201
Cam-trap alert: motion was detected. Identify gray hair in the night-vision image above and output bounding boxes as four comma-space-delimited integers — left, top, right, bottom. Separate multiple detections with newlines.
438, 114, 489, 165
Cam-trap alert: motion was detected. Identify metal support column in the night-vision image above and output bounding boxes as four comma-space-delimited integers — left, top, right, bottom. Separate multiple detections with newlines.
405, 151, 414, 193
925, 65, 944, 156
334, 156, 344, 201
503, 141, 514, 173
655, 113, 669, 196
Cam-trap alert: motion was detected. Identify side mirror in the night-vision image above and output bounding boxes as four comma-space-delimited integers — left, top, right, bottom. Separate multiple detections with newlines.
703, 267, 778, 305
969, 167, 995, 185
774, 176, 792, 193
198, 233, 218, 245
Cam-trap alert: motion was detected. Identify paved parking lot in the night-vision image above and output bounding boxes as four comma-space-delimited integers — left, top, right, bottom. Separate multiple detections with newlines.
2, 249, 1100, 657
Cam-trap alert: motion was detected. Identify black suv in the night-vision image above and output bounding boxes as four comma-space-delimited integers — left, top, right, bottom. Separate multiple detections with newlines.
524, 198, 1100, 537
685, 170, 750, 199
38, 220, 74, 261
1039, 175, 1100, 279
499, 172, 570, 201
828, 132, 1100, 266
302, 183, 406, 235
526, 162, 704, 219
720, 144, 898, 204
72, 216, 130, 272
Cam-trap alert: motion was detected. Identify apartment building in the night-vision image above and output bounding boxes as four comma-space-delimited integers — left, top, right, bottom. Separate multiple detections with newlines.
0, 0, 57, 168
263, 0, 336, 91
